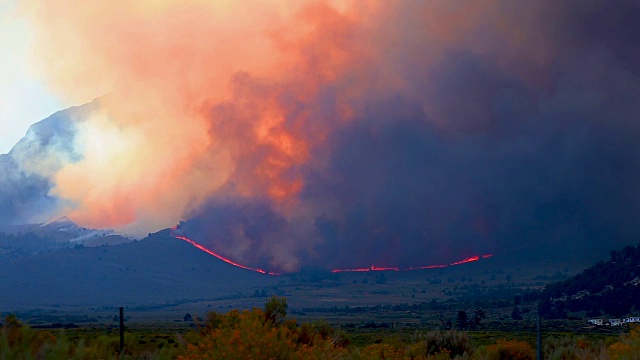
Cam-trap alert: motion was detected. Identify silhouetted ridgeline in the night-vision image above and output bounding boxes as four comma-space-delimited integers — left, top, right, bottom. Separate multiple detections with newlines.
541, 244, 640, 318
0, 229, 276, 308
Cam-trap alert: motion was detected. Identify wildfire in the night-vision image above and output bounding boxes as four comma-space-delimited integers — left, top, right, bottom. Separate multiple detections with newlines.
331, 254, 494, 273
332, 265, 400, 273
450, 255, 480, 266
170, 226, 493, 276
171, 231, 280, 276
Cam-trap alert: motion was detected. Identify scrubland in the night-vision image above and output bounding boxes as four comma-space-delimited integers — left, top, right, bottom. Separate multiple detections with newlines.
2, 297, 639, 360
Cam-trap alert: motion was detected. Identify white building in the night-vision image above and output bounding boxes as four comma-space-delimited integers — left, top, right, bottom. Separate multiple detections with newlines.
609, 319, 623, 326
624, 317, 640, 323
587, 319, 603, 326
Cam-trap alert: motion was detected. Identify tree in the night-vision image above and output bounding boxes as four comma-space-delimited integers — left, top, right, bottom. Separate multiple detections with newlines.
456, 310, 468, 330
375, 272, 387, 284
471, 309, 486, 327
264, 296, 288, 323
511, 307, 523, 320
439, 314, 452, 330
184, 313, 193, 322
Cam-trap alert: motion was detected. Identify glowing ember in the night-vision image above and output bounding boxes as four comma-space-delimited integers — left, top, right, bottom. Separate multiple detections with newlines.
171, 231, 280, 276
405, 264, 448, 270
449, 255, 480, 266
332, 265, 400, 273
372, 265, 399, 271
331, 254, 494, 273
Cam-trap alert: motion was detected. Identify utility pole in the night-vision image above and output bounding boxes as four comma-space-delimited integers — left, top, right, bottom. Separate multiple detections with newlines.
537, 303, 542, 360
119, 307, 125, 353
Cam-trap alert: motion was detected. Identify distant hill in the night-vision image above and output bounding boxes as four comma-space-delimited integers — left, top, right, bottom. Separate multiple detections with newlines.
0, 217, 131, 247
540, 244, 640, 318
0, 230, 277, 310
0, 217, 132, 260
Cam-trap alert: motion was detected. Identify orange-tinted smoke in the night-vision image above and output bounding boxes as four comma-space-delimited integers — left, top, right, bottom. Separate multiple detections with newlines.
20, 0, 382, 236
21, 0, 559, 240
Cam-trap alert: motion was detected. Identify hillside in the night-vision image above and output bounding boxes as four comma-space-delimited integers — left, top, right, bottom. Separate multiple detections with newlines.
541, 244, 640, 318
0, 217, 131, 251
0, 230, 277, 310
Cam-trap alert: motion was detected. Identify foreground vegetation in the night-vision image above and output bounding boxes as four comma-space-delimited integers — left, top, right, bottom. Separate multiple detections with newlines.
3, 297, 640, 359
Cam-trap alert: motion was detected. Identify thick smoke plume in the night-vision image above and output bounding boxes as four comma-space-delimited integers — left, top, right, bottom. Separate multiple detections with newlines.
6, 0, 640, 271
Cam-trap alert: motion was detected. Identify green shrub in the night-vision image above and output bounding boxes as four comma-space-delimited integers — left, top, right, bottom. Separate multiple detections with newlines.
543, 336, 608, 360
474, 339, 534, 360
415, 330, 473, 357
609, 326, 640, 360
0, 314, 56, 359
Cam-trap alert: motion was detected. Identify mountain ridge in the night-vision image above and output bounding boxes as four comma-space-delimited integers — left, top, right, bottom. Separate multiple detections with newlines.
541, 244, 640, 318
0, 229, 277, 310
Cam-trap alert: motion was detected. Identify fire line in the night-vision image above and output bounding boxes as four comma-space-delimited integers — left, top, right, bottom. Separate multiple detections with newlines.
171, 228, 492, 276
331, 254, 493, 273
172, 231, 281, 276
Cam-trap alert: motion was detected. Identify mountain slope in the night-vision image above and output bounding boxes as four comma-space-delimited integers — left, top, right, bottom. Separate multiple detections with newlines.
0, 230, 277, 309
31, 217, 131, 246
541, 244, 640, 318
0, 217, 132, 260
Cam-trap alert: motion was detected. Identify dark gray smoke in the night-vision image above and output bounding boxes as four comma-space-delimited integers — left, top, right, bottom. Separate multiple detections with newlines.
3, 1, 640, 272
181, 0, 640, 271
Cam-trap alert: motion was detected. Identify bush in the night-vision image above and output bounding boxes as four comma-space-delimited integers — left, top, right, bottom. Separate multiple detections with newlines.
543, 336, 608, 360
182, 308, 349, 360
0, 314, 56, 358
608, 326, 640, 359
180, 309, 298, 359
264, 295, 288, 323
475, 339, 534, 360
411, 330, 473, 358
0, 314, 182, 359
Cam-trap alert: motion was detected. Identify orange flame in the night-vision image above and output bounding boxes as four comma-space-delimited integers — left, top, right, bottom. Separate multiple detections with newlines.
171, 230, 280, 276
171, 226, 493, 275
450, 255, 480, 266
331, 253, 494, 273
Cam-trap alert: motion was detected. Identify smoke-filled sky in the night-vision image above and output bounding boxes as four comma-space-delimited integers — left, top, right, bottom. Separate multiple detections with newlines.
0, 0, 61, 154
2, 0, 640, 272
